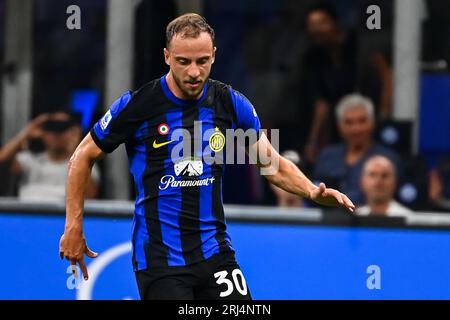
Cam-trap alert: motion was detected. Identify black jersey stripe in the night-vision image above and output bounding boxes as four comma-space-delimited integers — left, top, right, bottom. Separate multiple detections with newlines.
143, 117, 170, 268
211, 99, 231, 252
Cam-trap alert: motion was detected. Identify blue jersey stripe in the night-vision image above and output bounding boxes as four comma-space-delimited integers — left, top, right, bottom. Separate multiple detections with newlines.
128, 122, 151, 270
157, 109, 186, 266
198, 107, 221, 259
128, 122, 150, 208
228, 88, 261, 133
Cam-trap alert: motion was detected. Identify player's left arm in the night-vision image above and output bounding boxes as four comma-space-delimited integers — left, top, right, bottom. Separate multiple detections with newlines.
249, 133, 355, 212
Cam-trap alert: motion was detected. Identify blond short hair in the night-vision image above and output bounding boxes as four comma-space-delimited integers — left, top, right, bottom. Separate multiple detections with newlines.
166, 13, 215, 48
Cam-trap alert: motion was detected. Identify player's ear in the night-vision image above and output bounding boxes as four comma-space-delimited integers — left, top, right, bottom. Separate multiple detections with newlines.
211, 46, 217, 64
163, 48, 170, 66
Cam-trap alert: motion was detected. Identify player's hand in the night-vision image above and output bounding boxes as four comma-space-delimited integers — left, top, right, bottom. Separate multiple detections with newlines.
59, 230, 98, 280
309, 182, 355, 213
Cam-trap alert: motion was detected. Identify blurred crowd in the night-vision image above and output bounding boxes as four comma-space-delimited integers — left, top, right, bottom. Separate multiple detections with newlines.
1, 0, 450, 217
0, 111, 99, 202
212, 0, 450, 216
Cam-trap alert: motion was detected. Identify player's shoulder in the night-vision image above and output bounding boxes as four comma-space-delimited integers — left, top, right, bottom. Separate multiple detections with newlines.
207, 78, 231, 92
112, 78, 167, 118
207, 78, 232, 100
130, 78, 165, 103
208, 79, 252, 106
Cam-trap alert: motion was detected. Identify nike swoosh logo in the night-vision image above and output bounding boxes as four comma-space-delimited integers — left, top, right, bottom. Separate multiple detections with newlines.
153, 139, 175, 149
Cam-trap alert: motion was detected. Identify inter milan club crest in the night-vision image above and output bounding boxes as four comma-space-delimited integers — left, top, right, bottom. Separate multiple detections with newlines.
209, 127, 225, 152
157, 123, 170, 135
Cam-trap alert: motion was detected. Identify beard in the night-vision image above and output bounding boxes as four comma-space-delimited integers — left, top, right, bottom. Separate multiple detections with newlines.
172, 72, 207, 99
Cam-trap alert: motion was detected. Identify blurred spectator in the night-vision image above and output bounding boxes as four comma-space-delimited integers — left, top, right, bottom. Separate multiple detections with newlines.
240, 0, 307, 129
270, 150, 304, 207
357, 155, 412, 217
313, 94, 400, 206
301, 1, 393, 163
0, 112, 99, 201
429, 156, 450, 211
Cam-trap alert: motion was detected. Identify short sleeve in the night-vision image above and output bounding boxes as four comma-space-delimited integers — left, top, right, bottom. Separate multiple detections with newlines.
229, 88, 261, 133
90, 91, 134, 153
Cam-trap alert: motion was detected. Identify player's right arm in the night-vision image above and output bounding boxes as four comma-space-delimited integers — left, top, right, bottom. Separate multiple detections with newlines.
59, 133, 103, 280
60, 90, 139, 280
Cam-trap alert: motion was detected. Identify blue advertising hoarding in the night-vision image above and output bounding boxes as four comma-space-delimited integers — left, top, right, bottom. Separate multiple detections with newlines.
1, 213, 450, 299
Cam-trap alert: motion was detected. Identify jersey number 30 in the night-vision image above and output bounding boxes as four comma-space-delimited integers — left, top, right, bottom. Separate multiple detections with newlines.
214, 269, 248, 297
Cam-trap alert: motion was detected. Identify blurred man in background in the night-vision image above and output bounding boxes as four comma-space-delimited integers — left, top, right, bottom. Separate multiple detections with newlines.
429, 155, 450, 211
357, 155, 412, 217
301, 2, 392, 163
0, 112, 99, 201
313, 94, 400, 206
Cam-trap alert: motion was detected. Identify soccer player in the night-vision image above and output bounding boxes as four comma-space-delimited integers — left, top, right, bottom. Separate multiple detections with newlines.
60, 13, 355, 300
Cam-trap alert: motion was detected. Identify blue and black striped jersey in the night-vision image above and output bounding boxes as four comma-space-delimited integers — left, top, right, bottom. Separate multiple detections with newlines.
91, 75, 261, 271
